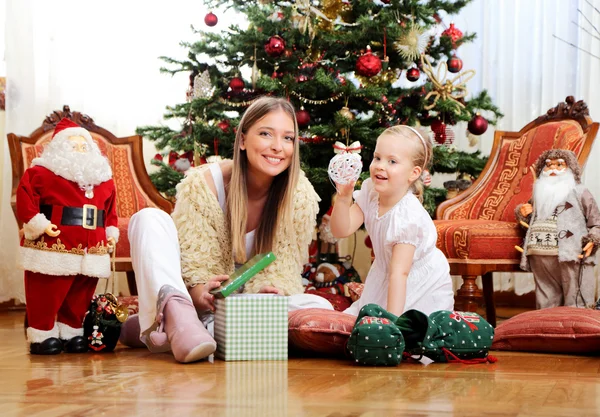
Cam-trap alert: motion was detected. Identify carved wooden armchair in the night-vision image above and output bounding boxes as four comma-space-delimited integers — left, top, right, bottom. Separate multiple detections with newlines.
434, 97, 599, 326
7, 105, 174, 295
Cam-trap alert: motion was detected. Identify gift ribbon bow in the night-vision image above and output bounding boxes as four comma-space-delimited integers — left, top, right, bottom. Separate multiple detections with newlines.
449, 312, 478, 331
333, 141, 362, 154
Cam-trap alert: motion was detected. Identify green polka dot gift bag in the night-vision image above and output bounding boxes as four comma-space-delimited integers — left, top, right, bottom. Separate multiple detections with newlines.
346, 304, 405, 366
347, 304, 497, 366
398, 310, 497, 364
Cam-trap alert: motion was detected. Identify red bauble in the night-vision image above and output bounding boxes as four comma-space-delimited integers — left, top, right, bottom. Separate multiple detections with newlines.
153, 153, 163, 162
442, 22, 463, 48
406, 67, 420, 82
265, 35, 286, 57
296, 108, 311, 127
355, 46, 382, 77
204, 12, 218, 27
229, 77, 245, 92
447, 55, 463, 73
468, 113, 489, 136
217, 120, 230, 133
431, 120, 451, 145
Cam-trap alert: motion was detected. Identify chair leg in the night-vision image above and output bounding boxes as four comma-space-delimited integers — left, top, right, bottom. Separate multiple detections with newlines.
456, 275, 483, 313
126, 271, 138, 296
482, 272, 496, 327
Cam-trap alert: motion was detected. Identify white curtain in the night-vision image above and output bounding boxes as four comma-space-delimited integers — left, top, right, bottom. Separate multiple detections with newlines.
0, 0, 242, 302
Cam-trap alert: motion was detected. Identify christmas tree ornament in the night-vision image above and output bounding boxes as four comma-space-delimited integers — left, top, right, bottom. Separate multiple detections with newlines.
467, 132, 480, 147
406, 67, 420, 82
296, 107, 311, 127
192, 70, 214, 99
204, 12, 218, 27
447, 55, 463, 73
338, 106, 355, 120
268, 11, 284, 22
420, 54, 475, 114
468, 113, 489, 135
265, 35, 286, 57
431, 120, 446, 145
395, 23, 430, 61
442, 22, 463, 48
328, 141, 363, 185
217, 120, 230, 133
355, 46, 382, 77
229, 76, 245, 92
320, 0, 345, 30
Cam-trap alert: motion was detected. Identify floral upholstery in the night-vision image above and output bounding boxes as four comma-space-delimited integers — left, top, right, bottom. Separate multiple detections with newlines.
20, 131, 157, 264
435, 120, 586, 262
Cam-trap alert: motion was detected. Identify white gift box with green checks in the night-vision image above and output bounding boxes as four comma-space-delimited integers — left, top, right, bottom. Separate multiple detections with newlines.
214, 294, 288, 361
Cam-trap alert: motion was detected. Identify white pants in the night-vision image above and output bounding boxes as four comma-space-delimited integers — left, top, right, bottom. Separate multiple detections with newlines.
129, 208, 333, 336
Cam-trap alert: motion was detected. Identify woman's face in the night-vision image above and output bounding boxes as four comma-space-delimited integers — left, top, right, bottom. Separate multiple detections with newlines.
241, 108, 295, 179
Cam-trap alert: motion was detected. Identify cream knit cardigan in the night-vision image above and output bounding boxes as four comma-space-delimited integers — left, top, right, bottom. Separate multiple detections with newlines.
171, 166, 320, 296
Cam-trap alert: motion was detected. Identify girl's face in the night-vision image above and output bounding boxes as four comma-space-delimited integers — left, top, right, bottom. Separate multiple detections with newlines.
241, 109, 295, 180
370, 134, 422, 196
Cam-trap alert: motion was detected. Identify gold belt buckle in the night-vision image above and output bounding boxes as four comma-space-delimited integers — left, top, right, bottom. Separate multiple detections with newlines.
82, 204, 98, 230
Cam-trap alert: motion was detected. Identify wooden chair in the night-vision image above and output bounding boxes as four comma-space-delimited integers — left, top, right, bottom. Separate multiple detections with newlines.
7, 105, 174, 295
434, 97, 599, 326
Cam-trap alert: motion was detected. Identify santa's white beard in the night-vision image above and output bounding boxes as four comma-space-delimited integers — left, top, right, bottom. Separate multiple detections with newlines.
32, 138, 112, 189
533, 169, 576, 219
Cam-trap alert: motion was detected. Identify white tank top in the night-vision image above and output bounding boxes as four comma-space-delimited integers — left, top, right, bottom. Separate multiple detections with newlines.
207, 163, 256, 259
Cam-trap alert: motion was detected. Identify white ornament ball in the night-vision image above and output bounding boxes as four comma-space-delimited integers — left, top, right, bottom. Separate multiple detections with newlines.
328, 153, 362, 185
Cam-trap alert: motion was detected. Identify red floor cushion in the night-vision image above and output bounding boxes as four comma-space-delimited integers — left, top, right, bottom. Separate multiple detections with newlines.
435, 219, 525, 261
289, 308, 356, 356
492, 307, 600, 354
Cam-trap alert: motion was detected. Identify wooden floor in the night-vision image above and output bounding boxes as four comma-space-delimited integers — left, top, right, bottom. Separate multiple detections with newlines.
2, 311, 600, 417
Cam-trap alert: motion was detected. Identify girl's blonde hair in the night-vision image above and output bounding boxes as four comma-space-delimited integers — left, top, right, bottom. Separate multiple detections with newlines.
378, 125, 432, 202
228, 96, 300, 263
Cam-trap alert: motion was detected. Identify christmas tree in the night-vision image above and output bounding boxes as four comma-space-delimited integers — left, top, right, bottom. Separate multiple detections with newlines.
137, 0, 503, 216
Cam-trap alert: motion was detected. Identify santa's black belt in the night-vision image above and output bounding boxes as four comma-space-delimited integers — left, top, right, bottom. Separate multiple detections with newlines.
40, 204, 105, 230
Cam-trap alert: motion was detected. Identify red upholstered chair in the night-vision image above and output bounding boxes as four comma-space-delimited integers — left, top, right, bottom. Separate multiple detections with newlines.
435, 97, 598, 326
7, 105, 174, 295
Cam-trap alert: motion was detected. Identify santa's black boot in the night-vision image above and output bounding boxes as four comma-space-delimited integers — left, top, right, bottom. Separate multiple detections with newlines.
30, 337, 63, 355
62, 336, 88, 353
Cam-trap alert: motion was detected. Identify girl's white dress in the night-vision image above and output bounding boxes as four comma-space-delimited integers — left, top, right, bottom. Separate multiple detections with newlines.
344, 179, 454, 316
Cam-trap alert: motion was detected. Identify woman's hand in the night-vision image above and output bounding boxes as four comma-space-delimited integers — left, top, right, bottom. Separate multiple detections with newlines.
259, 285, 284, 295
189, 275, 230, 312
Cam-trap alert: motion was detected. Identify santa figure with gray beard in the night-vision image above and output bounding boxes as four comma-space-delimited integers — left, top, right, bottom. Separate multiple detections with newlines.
516, 149, 600, 309
16, 118, 119, 355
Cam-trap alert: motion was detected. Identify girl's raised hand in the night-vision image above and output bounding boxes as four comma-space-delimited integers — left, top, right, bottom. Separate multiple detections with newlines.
335, 181, 356, 200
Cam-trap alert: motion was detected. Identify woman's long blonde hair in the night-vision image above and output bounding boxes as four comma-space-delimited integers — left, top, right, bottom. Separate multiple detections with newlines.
228, 97, 300, 263
379, 125, 432, 202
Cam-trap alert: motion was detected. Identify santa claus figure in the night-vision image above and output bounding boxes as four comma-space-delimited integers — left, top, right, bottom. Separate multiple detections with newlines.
17, 118, 119, 355
516, 149, 600, 309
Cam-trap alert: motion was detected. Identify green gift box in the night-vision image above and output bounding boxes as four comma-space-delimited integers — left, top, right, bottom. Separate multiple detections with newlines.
214, 294, 288, 361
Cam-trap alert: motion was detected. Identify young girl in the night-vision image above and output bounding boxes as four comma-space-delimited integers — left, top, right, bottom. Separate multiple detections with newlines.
330, 125, 454, 317
120, 97, 332, 363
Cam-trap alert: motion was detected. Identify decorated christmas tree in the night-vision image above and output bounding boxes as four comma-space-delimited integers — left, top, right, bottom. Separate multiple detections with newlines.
137, 0, 503, 216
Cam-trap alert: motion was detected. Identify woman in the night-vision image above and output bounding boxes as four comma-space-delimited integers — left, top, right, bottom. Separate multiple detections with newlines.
121, 97, 332, 363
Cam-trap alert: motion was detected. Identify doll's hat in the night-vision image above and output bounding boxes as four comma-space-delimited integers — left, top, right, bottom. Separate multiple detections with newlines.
52, 118, 93, 142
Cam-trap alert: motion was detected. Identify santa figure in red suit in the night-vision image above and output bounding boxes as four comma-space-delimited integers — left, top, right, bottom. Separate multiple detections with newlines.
17, 118, 119, 355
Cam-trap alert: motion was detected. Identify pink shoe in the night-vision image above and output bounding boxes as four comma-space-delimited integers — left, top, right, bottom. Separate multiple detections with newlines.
149, 285, 216, 363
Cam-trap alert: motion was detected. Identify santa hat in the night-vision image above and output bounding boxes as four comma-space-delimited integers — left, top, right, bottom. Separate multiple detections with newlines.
52, 118, 94, 143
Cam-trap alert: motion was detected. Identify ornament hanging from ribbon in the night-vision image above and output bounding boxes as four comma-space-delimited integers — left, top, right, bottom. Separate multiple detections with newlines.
328, 140, 363, 185
420, 54, 475, 115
